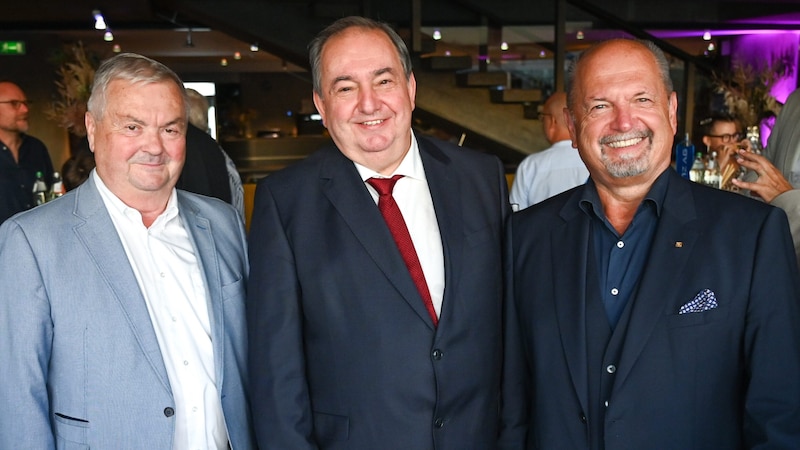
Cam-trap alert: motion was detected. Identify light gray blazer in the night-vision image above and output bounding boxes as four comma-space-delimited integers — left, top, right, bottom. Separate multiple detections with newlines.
0, 175, 254, 449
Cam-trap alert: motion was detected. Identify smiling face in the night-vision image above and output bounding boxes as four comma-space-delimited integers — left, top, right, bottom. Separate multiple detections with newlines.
312, 27, 416, 175
567, 40, 677, 190
86, 79, 186, 207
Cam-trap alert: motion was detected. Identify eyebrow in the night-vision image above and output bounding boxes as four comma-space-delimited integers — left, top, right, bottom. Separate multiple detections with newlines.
331, 66, 395, 85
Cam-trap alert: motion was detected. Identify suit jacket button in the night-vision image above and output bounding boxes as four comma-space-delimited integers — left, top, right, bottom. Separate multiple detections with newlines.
434, 417, 444, 428
431, 349, 443, 360
579, 414, 587, 423
164, 407, 175, 417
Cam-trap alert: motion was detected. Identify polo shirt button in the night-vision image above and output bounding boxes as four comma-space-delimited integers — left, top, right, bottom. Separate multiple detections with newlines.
579, 414, 587, 423
164, 407, 175, 417
431, 349, 443, 360
606, 364, 616, 374
434, 417, 444, 428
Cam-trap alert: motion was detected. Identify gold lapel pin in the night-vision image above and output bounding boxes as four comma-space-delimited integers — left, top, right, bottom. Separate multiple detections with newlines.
675, 241, 683, 248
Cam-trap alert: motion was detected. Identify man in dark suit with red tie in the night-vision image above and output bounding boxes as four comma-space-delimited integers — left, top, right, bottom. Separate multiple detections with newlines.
499, 38, 800, 449
246, 16, 510, 450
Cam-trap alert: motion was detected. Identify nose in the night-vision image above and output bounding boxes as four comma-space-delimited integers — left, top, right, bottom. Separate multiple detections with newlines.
141, 129, 166, 155
610, 104, 633, 131
357, 86, 379, 114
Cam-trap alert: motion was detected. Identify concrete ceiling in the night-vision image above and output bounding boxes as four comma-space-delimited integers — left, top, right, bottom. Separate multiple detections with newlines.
2, 0, 798, 76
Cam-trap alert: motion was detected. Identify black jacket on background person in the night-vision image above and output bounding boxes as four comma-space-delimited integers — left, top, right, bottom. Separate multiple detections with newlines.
177, 123, 232, 204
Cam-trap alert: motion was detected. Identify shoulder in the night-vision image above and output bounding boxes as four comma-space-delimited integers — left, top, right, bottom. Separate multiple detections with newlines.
177, 190, 240, 223
416, 134, 503, 174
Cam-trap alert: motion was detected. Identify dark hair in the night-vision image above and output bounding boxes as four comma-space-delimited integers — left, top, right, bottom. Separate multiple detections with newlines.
700, 113, 741, 135
308, 16, 412, 97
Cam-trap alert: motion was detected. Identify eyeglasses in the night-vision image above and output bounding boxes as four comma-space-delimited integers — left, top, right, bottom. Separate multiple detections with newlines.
0, 100, 31, 109
705, 133, 742, 143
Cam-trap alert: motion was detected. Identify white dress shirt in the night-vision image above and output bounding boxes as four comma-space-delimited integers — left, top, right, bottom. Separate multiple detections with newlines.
355, 132, 445, 317
93, 171, 229, 450
510, 139, 589, 209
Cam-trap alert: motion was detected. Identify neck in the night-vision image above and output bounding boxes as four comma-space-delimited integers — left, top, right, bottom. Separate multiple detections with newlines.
595, 182, 651, 235
0, 129, 22, 158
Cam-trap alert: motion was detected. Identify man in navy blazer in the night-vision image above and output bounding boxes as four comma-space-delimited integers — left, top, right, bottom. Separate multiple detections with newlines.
500, 39, 800, 449
247, 16, 509, 449
0, 53, 254, 448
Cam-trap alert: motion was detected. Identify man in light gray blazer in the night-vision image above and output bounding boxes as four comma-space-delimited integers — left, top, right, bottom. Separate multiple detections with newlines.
0, 53, 254, 449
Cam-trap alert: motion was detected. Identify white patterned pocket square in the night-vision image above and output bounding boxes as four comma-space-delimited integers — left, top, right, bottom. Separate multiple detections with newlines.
679, 289, 718, 314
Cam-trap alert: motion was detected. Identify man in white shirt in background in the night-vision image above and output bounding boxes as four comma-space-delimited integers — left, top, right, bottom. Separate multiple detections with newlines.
510, 91, 588, 210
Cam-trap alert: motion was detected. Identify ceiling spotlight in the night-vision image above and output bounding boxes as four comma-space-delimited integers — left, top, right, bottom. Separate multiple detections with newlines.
432, 29, 442, 41
576, 30, 585, 40
103, 30, 114, 42
112, 44, 121, 53
539, 50, 546, 58
220, 58, 228, 67
707, 42, 716, 52
234, 51, 242, 60
500, 42, 509, 51
93, 10, 106, 30
250, 43, 259, 52
703, 31, 712, 41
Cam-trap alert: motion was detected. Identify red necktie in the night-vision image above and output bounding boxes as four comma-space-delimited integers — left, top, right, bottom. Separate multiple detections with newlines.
367, 175, 438, 327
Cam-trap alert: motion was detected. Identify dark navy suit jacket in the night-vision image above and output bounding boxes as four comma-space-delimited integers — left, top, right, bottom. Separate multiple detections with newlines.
500, 169, 800, 449
247, 134, 510, 449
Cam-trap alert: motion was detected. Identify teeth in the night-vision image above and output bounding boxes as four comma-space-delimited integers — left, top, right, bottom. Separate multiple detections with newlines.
607, 137, 643, 148
362, 119, 383, 126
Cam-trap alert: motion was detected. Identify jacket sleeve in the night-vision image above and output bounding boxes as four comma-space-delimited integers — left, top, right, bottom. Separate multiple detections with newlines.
246, 182, 318, 450
743, 206, 800, 447
0, 219, 57, 449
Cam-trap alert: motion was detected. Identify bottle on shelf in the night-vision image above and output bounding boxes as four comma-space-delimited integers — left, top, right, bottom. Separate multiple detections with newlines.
50, 171, 65, 201
32, 171, 48, 206
689, 151, 705, 184
702, 151, 721, 189
674, 132, 694, 179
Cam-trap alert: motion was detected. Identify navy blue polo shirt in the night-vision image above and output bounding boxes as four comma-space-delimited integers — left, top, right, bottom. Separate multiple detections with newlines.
579, 169, 669, 328
0, 134, 54, 224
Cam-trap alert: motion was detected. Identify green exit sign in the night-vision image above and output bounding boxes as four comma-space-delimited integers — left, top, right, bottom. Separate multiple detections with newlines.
0, 41, 26, 55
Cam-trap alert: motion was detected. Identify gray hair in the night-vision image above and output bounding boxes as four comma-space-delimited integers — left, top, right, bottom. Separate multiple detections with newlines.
308, 16, 413, 97
565, 39, 673, 107
87, 53, 188, 122
185, 88, 210, 130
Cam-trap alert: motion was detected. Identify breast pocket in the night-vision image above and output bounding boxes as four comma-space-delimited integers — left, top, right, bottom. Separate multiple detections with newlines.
54, 412, 89, 450
666, 305, 728, 329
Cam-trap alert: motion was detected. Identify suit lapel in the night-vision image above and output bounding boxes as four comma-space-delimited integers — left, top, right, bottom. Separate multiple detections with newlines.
552, 192, 592, 415
613, 173, 700, 389
418, 139, 463, 328
320, 146, 437, 329
178, 194, 225, 385
72, 177, 171, 392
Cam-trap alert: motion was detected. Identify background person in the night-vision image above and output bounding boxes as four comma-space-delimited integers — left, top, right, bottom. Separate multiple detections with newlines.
0, 80, 54, 223
0, 53, 254, 449
247, 16, 510, 449
733, 86, 800, 267
185, 88, 244, 218
500, 38, 800, 449
510, 91, 587, 209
